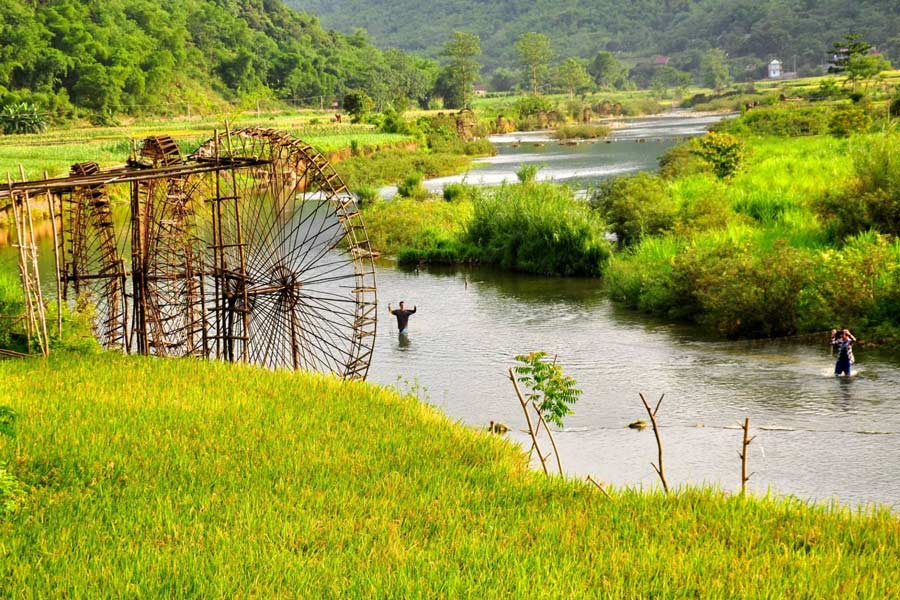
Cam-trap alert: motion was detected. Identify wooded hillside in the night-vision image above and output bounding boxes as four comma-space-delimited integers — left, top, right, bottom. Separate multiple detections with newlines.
0, 0, 437, 120
285, 0, 900, 77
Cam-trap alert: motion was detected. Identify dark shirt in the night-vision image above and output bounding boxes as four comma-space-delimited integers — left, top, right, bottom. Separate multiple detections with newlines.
835, 339, 853, 362
391, 308, 416, 330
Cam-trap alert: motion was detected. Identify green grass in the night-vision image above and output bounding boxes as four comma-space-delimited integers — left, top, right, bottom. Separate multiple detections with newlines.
1, 352, 898, 596
0, 114, 414, 179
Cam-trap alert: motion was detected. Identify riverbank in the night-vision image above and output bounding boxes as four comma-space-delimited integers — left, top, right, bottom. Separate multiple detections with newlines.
361, 103, 900, 343
1, 351, 898, 596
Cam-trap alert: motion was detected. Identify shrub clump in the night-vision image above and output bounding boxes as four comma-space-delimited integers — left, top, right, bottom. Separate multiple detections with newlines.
468, 183, 611, 276
817, 133, 900, 239
589, 173, 677, 245
715, 105, 833, 137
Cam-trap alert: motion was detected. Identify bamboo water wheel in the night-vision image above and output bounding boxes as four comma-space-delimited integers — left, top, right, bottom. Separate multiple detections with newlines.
1, 127, 378, 379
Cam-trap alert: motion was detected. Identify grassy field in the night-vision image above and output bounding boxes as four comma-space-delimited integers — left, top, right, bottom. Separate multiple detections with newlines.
0, 351, 898, 597
0, 113, 414, 180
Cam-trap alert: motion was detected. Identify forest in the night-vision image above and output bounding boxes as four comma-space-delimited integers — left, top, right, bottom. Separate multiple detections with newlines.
285, 0, 900, 78
0, 0, 437, 121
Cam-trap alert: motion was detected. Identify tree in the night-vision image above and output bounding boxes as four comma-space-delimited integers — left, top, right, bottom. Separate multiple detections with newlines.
588, 51, 625, 89
845, 53, 891, 90
490, 67, 519, 92
828, 33, 872, 74
515, 32, 554, 95
651, 65, 693, 98
554, 57, 592, 98
342, 90, 374, 122
438, 31, 481, 109
700, 48, 731, 92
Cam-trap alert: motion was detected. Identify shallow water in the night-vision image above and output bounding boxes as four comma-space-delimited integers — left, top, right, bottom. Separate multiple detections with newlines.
381, 112, 728, 197
370, 264, 900, 509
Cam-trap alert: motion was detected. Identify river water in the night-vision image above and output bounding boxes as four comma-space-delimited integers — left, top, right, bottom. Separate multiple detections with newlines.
369, 114, 900, 509
4, 114, 899, 508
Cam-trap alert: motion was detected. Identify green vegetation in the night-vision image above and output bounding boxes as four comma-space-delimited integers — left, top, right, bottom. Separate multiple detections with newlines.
551, 123, 612, 140
0, 0, 439, 121
601, 128, 900, 340
286, 0, 899, 82
364, 182, 611, 276
0, 114, 416, 180
1, 352, 899, 595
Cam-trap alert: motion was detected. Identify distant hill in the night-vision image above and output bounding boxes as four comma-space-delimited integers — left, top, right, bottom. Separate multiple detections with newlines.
284, 0, 900, 77
0, 0, 436, 118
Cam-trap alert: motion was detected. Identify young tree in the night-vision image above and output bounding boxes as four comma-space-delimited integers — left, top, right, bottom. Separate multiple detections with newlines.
845, 53, 891, 90
700, 48, 731, 92
589, 51, 625, 89
437, 31, 481, 108
554, 57, 592, 97
651, 65, 693, 98
828, 33, 873, 74
515, 32, 554, 95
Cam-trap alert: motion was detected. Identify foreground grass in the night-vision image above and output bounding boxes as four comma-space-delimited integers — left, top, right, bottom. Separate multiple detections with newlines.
1, 352, 898, 597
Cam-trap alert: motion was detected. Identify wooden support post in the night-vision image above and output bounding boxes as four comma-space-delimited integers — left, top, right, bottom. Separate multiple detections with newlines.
44, 172, 63, 338
8, 173, 34, 353
639, 393, 669, 494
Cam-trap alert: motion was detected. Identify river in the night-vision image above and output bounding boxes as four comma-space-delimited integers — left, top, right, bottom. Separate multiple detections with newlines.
370, 113, 900, 509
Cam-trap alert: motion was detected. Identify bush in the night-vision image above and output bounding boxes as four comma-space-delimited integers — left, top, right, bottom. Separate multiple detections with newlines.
0, 102, 47, 135
829, 106, 872, 137
512, 95, 553, 120
715, 106, 832, 137
891, 92, 900, 118
516, 164, 541, 184
343, 91, 374, 123
589, 173, 677, 245
658, 143, 708, 179
468, 183, 611, 276
397, 172, 428, 200
692, 132, 746, 179
817, 133, 900, 238
354, 185, 381, 208
800, 231, 899, 331
380, 108, 410, 134
551, 124, 611, 140
670, 237, 814, 337
442, 183, 475, 203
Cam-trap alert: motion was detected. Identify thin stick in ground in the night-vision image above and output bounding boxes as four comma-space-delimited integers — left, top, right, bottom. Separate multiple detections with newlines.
740, 417, 756, 494
639, 392, 669, 494
45, 171, 63, 338
586, 475, 611, 499
509, 367, 549, 475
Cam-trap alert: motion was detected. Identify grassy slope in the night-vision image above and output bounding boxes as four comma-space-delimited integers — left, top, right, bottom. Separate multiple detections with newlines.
1, 352, 898, 597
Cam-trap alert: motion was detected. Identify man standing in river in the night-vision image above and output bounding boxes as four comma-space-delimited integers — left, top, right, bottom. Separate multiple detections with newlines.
388, 301, 417, 334
832, 328, 856, 377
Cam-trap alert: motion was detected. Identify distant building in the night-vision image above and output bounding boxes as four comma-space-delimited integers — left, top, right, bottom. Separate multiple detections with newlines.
653, 55, 670, 66
768, 59, 783, 78
473, 84, 487, 97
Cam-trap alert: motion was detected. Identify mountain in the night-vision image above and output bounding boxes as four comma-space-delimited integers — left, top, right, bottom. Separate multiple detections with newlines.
0, 0, 437, 118
283, 0, 900, 77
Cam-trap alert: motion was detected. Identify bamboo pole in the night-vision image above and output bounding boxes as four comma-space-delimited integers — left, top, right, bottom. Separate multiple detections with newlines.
8, 173, 34, 353
44, 172, 63, 338
639, 393, 669, 494
21, 166, 49, 356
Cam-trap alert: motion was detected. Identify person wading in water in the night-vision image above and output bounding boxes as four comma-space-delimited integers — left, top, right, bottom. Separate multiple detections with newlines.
388, 301, 417, 334
832, 328, 856, 377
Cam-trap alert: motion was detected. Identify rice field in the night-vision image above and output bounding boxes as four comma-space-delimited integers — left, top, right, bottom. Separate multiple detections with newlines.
0, 113, 414, 180
0, 351, 898, 597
